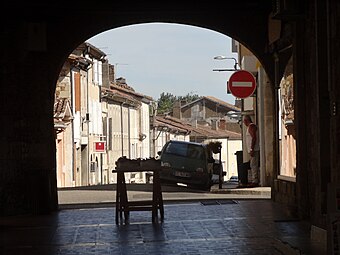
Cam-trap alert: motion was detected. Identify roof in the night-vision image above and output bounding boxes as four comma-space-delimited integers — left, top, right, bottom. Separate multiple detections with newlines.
67, 54, 93, 68
190, 124, 241, 139
109, 82, 154, 103
181, 96, 241, 112
154, 115, 191, 135
77, 42, 107, 60
54, 98, 73, 132
54, 98, 72, 120
101, 87, 141, 107
154, 115, 241, 139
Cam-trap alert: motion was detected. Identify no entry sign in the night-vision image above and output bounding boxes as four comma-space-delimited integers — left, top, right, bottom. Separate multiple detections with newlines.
228, 70, 256, 99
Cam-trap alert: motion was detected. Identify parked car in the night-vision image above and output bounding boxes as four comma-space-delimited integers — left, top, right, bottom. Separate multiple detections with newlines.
229, 176, 239, 183
158, 140, 215, 190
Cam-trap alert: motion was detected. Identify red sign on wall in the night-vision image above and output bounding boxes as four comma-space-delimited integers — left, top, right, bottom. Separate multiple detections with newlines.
94, 142, 106, 152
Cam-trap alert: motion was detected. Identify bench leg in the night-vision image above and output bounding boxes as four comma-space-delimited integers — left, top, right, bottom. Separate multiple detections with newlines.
115, 175, 120, 224
152, 170, 164, 222
116, 172, 128, 224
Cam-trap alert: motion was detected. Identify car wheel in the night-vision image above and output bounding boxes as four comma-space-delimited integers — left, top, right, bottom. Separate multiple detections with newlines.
199, 179, 213, 191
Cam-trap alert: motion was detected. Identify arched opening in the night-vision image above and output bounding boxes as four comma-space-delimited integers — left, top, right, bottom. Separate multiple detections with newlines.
53, 22, 280, 208
2, 1, 290, 218
3, 1, 336, 253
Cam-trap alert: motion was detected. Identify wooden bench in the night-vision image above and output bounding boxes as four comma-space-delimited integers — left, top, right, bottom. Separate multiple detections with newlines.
112, 157, 164, 224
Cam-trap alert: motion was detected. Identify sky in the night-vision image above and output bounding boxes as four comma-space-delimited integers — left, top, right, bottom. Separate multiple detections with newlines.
87, 22, 238, 105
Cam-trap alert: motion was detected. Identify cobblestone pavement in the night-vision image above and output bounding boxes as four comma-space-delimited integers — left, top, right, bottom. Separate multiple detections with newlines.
1, 200, 326, 255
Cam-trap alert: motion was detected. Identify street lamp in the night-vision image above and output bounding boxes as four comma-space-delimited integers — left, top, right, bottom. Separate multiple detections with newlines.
213, 55, 240, 72
226, 110, 241, 119
226, 110, 242, 125
214, 56, 230, 60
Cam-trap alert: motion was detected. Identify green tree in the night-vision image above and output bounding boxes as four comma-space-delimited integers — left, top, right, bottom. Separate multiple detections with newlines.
157, 92, 177, 114
178, 92, 200, 104
157, 92, 200, 114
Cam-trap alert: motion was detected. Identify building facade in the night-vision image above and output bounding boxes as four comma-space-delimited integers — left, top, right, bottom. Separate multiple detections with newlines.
55, 42, 108, 187
101, 78, 153, 184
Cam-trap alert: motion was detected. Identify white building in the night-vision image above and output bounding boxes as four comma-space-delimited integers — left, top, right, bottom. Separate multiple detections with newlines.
55, 42, 107, 187
101, 78, 153, 184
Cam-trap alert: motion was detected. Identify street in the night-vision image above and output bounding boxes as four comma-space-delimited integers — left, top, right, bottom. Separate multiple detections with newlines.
58, 182, 271, 209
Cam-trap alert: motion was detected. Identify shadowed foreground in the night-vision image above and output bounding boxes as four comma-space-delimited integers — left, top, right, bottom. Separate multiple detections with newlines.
0, 200, 326, 254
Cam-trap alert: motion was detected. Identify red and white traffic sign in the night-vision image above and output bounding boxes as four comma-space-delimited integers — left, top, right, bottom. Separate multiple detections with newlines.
227, 70, 256, 99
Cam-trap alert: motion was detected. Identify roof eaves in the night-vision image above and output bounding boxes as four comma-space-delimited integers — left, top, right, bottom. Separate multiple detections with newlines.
204, 96, 241, 111
110, 83, 154, 102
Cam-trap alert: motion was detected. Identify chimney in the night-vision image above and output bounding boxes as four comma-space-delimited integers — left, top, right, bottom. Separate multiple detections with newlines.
234, 98, 242, 109
191, 119, 198, 128
211, 120, 218, 130
180, 99, 187, 106
108, 64, 115, 83
102, 60, 110, 88
219, 119, 226, 130
173, 100, 182, 119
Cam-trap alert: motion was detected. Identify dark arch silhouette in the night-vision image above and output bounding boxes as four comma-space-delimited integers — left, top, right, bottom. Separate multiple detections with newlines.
2, 1, 291, 216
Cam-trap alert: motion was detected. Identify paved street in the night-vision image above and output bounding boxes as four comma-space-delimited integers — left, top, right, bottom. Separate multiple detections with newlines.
1, 199, 326, 255
57, 182, 271, 209
1, 183, 327, 255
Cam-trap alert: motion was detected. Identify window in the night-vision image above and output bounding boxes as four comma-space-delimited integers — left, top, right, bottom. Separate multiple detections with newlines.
92, 59, 103, 86
164, 142, 204, 159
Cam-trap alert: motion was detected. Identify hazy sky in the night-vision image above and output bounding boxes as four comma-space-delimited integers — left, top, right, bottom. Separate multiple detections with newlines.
87, 22, 238, 105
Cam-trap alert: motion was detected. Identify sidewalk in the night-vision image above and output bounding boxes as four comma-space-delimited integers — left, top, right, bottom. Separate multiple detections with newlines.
57, 182, 271, 209
210, 182, 271, 195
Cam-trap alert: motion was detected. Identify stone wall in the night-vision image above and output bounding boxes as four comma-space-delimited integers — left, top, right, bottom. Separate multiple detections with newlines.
273, 179, 297, 216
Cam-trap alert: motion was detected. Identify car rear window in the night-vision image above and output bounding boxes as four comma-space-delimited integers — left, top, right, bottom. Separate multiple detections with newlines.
164, 142, 204, 159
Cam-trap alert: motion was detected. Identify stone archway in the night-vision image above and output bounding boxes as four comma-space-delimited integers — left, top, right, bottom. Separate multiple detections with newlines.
1, 2, 285, 216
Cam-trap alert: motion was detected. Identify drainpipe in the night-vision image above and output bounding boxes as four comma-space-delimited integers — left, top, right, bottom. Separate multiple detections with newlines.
120, 102, 126, 156
226, 138, 229, 179
128, 106, 131, 158
70, 68, 75, 187
151, 102, 157, 158
86, 61, 90, 186
121, 103, 124, 156
203, 99, 206, 119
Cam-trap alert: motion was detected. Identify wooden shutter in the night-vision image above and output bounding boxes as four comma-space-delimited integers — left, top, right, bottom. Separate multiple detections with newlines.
74, 72, 81, 112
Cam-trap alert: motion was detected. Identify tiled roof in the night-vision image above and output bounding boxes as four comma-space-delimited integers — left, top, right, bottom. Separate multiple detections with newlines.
154, 115, 191, 134
154, 115, 241, 139
54, 98, 73, 132
204, 96, 241, 111
101, 87, 141, 107
181, 96, 241, 112
54, 98, 72, 119
109, 82, 154, 102
115, 78, 135, 91
190, 124, 241, 139
77, 42, 107, 59
66, 54, 92, 69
